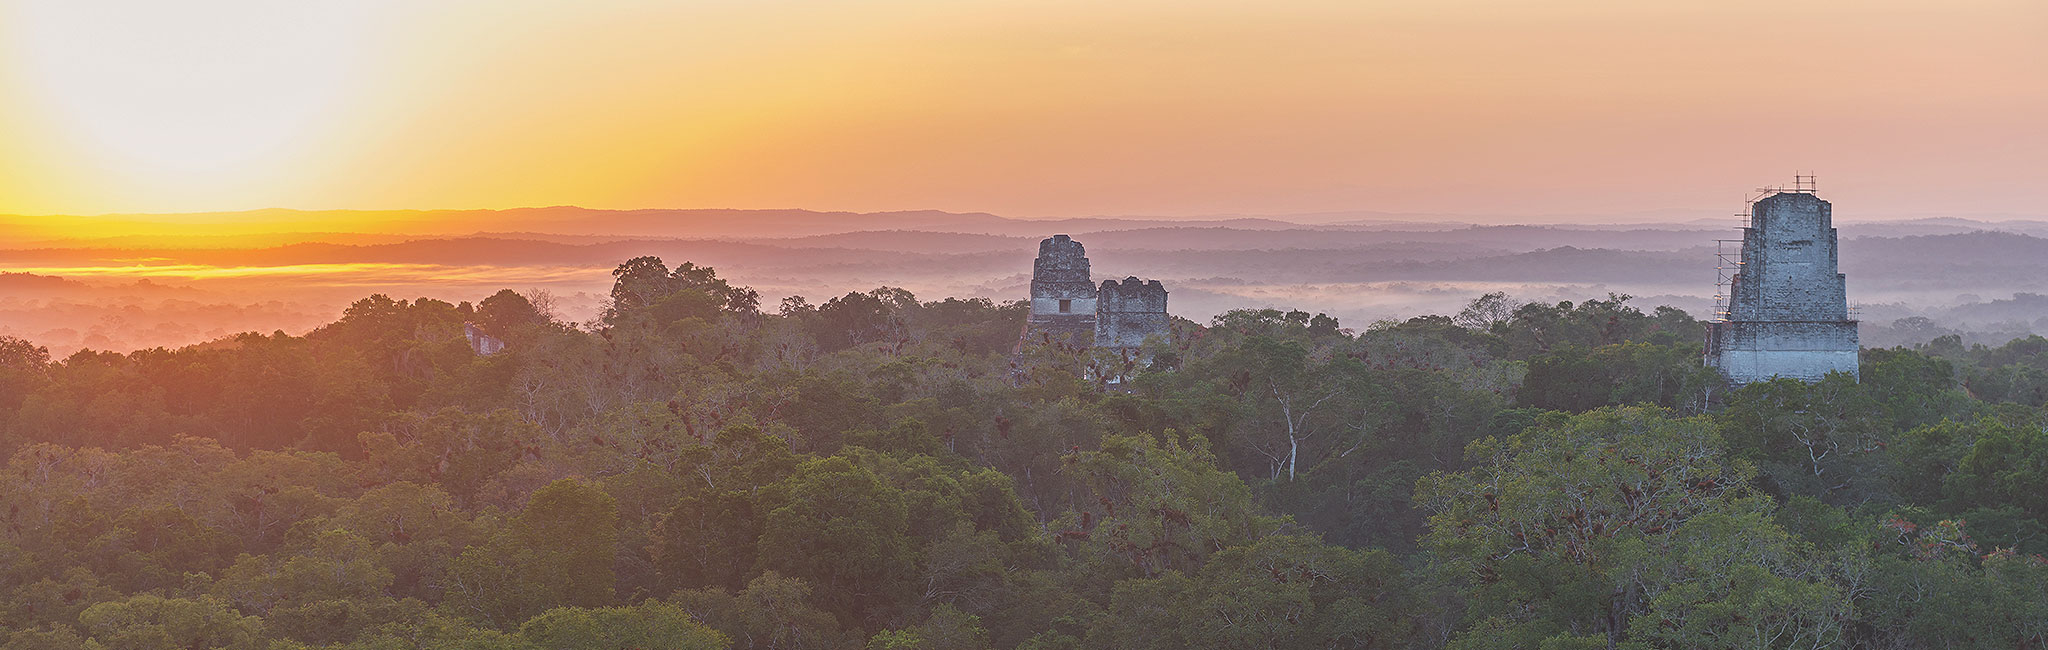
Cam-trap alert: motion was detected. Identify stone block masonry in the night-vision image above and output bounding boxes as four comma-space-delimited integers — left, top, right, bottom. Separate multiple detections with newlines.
1706, 191, 1859, 383
1025, 234, 1098, 343
1095, 276, 1169, 350
1020, 235, 1173, 351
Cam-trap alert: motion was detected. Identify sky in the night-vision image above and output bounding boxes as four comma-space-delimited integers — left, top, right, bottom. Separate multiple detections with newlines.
1, 0, 2044, 222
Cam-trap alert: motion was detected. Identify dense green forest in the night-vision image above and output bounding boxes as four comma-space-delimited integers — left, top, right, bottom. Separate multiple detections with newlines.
2, 256, 2045, 649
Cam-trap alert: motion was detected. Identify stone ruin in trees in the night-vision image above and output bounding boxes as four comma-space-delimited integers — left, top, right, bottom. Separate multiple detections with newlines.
464, 322, 506, 357
1021, 234, 1170, 351
1706, 185, 1859, 384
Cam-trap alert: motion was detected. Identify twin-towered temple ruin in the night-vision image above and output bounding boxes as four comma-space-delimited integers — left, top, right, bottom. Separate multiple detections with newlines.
1706, 187, 1860, 384
1022, 234, 1170, 350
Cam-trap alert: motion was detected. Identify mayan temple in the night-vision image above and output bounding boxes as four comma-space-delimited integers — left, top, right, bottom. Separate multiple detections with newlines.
1094, 276, 1169, 350
1020, 235, 1172, 352
1025, 234, 1098, 342
1705, 185, 1859, 384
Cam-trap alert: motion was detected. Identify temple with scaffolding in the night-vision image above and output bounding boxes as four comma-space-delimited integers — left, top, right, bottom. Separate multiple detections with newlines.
1706, 175, 1859, 384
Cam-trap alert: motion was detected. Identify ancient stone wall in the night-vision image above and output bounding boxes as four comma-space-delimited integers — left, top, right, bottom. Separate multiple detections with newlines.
1726, 193, 1849, 322
1094, 276, 1169, 349
1706, 320, 1858, 382
1026, 234, 1096, 342
1707, 192, 1859, 383
463, 322, 506, 356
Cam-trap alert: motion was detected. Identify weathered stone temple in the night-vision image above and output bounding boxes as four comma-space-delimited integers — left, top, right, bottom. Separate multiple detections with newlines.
1026, 235, 1100, 341
1095, 277, 1169, 349
1706, 190, 1859, 383
1022, 235, 1170, 350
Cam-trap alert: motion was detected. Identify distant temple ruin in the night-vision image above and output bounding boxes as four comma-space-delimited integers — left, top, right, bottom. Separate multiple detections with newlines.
1095, 277, 1169, 349
1706, 185, 1858, 383
1026, 235, 1099, 342
463, 322, 506, 356
1022, 235, 1170, 350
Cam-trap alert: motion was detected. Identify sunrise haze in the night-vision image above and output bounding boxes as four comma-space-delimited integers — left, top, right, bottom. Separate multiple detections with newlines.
2, 0, 2044, 221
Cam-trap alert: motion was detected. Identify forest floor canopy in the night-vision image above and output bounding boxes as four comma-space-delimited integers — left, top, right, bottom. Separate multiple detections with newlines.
1, 258, 2045, 649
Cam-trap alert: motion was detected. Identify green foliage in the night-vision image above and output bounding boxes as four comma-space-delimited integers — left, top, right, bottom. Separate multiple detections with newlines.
518, 601, 728, 650
1419, 407, 1849, 649
1859, 347, 1974, 429
322, 609, 534, 650
6, 268, 2041, 650
1086, 535, 1415, 649
754, 456, 915, 628
607, 256, 760, 325
1062, 433, 1272, 580
212, 529, 393, 615
0, 335, 51, 418
445, 479, 618, 628
1489, 294, 1699, 357
77, 594, 266, 650
1857, 516, 2048, 647
475, 289, 554, 341
1518, 343, 1721, 413
674, 572, 851, 650
866, 605, 991, 650
1719, 375, 1890, 503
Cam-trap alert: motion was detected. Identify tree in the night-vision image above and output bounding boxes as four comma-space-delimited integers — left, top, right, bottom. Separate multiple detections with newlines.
1418, 407, 1847, 649
1454, 292, 1520, 331
606, 257, 760, 326
0, 335, 50, 416
75, 595, 266, 650
1085, 534, 1415, 650
519, 601, 729, 650
610, 256, 682, 316
477, 289, 552, 338
755, 456, 915, 629
324, 481, 482, 602
1938, 418, 2048, 552
447, 479, 619, 628
653, 487, 762, 592
814, 290, 910, 352
1718, 375, 1889, 504
1203, 336, 1347, 481
675, 572, 853, 650
1063, 433, 1273, 580
869, 604, 991, 650
1625, 510, 1848, 649
328, 610, 537, 650
1858, 516, 2048, 647
1, 625, 90, 650
1518, 343, 1720, 414
211, 529, 393, 616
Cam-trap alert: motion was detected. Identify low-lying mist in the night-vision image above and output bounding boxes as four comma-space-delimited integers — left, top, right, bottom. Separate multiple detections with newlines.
8, 208, 2048, 356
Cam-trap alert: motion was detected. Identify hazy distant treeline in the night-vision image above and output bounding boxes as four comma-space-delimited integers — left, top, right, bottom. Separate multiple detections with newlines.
11, 211, 2048, 360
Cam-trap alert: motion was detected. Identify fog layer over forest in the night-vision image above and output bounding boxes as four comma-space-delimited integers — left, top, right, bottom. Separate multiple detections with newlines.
8, 207, 2048, 355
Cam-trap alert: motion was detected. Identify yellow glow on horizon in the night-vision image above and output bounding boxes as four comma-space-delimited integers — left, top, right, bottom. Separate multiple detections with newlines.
0, 262, 603, 285
2, 0, 2044, 223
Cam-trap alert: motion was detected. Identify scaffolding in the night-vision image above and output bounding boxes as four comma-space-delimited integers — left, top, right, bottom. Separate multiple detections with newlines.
1753, 173, 1818, 200
1713, 174, 1816, 323
1713, 237, 1742, 322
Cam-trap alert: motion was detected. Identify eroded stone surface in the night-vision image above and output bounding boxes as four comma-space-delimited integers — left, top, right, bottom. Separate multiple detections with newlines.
1095, 276, 1169, 350
1026, 234, 1097, 343
1021, 235, 1172, 350
1706, 192, 1859, 383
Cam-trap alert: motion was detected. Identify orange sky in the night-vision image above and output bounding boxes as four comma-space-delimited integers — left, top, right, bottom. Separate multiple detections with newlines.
2, 0, 2044, 222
